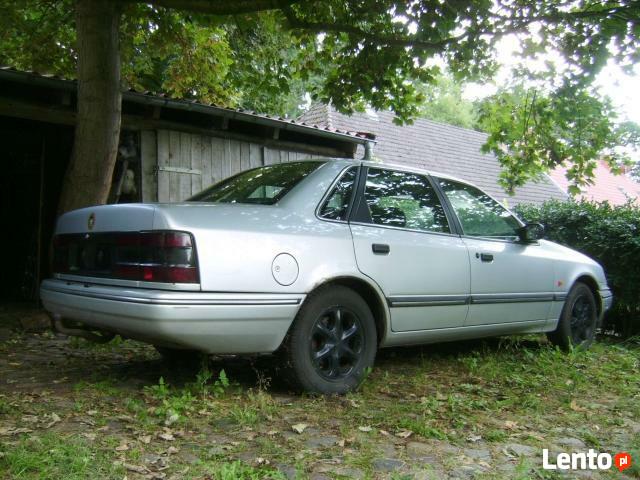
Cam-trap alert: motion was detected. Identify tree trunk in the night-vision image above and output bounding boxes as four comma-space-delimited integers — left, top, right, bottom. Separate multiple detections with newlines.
58, 0, 122, 214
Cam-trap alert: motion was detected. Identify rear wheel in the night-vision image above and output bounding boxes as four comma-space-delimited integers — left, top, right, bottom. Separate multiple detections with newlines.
284, 286, 377, 394
547, 282, 598, 350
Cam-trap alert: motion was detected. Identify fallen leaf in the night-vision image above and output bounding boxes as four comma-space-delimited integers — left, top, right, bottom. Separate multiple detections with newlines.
256, 457, 270, 465
395, 430, 413, 439
358, 426, 372, 432
87, 410, 98, 416
115, 442, 130, 452
166, 446, 179, 455
164, 413, 179, 426
45, 413, 61, 429
82, 433, 97, 441
570, 400, 587, 412
466, 434, 482, 442
504, 420, 518, 430
139, 435, 152, 444
337, 439, 345, 447
21, 415, 38, 424
124, 463, 149, 474
379, 430, 390, 436
266, 430, 278, 436
159, 433, 175, 441
291, 423, 308, 434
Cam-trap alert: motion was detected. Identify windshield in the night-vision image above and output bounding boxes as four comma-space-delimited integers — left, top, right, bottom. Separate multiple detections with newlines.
189, 161, 325, 205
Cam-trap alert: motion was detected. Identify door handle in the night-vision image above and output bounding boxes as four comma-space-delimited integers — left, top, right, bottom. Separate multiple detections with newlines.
372, 243, 390, 255
476, 252, 494, 262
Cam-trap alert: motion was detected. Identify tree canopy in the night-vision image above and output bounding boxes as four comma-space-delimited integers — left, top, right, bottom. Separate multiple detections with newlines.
0, 0, 639, 209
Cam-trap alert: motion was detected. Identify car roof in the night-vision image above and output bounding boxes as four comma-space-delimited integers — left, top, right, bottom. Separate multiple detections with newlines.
318, 158, 472, 186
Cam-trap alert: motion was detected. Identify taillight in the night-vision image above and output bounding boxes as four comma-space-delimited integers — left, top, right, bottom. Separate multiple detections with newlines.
52, 230, 199, 284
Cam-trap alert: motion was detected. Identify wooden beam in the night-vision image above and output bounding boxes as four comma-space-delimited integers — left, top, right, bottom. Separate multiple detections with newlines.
0, 97, 356, 158
122, 115, 354, 158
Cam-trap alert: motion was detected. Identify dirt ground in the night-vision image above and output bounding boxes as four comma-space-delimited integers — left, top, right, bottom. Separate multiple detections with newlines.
0, 311, 638, 479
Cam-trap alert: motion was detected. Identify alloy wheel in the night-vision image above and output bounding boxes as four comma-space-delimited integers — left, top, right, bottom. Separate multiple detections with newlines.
309, 306, 364, 380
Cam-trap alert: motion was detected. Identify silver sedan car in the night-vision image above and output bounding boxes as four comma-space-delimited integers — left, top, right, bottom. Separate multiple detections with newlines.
41, 160, 612, 394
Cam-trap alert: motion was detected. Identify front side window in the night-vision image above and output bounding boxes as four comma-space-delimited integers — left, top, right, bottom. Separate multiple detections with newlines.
361, 168, 450, 233
189, 161, 324, 205
319, 168, 357, 220
437, 178, 521, 238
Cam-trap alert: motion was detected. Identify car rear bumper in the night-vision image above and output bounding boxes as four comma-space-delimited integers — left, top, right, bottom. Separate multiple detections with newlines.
40, 279, 304, 354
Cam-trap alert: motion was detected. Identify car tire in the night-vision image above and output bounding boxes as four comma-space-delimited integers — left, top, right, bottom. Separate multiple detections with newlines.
154, 346, 202, 366
283, 285, 377, 395
547, 282, 598, 350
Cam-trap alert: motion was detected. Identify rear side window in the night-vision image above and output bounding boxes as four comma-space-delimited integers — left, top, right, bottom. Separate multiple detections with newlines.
319, 168, 357, 220
360, 168, 450, 233
437, 178, 521, 238
189, 161, 324, 205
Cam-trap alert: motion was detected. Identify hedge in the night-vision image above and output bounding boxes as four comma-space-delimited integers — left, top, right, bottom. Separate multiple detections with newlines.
515, 200, 640, 338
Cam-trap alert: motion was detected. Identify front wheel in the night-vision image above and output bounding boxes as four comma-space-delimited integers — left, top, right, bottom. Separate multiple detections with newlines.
547, 282, 598, 350
283, 286, 377, 394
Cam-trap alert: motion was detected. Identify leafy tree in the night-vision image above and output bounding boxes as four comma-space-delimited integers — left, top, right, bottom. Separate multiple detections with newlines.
415, 74, 479, 130
0, 0, 639, 211
478, 85, 640, 194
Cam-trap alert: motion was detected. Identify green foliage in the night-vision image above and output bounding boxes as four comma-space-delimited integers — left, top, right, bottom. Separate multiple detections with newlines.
515, 199, 640, 337
143, 369, 231, 423
1, 0, 639, 184
0, 432, 125, 479
416, 74, 480, 129
478, 85, 640, 194
203, 460, 286, 480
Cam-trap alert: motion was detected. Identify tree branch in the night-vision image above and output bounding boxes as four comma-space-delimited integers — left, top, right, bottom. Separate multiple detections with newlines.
116, 0, 304, 15
281, 7, 466, 50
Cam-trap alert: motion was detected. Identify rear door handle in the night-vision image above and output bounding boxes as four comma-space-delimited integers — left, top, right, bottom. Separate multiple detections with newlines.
476, 252, 494, 262
372, 243, 390, 255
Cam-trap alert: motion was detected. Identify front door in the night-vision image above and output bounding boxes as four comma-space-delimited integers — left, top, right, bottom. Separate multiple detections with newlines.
435, 178, 554, 326
350, 167, 470, 332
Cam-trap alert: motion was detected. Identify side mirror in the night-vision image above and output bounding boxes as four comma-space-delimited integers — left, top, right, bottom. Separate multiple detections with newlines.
517, 223, 545, 243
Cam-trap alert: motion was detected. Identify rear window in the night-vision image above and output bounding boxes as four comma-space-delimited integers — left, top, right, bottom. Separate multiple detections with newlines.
189, 161, 324, 205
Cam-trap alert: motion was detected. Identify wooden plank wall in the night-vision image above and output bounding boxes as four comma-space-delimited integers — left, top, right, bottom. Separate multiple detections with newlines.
152, 129, 329, 202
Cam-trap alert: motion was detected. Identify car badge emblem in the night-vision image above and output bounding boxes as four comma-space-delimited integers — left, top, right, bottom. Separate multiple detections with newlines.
88, 213, 95, 231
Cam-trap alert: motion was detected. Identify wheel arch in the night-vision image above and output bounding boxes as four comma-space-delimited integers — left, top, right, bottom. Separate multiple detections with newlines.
308, 276, 389, 345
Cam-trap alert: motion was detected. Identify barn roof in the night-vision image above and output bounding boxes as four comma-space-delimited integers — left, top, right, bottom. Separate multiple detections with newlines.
299, 104, 568, 206
0, 66, 373, 157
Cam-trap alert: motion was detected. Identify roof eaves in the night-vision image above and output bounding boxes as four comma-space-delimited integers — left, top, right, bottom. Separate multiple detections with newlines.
0, 66, 371, 145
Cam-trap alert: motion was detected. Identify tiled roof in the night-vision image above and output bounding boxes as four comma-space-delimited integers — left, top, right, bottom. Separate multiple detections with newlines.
549, 161, 640, 205
0, 66, 369, 144
299, 104, 568, 206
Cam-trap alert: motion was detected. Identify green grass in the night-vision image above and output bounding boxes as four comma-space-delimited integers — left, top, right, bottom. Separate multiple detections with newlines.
0, 432, 125, 479
1, 334, 638, 479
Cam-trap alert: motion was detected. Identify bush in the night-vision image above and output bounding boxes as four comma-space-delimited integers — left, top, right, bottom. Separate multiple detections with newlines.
515, 200, 640, 338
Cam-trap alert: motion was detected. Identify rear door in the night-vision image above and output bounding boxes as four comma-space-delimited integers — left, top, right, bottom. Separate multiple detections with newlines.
435, 178, 554, 326
349, 167, 470, 332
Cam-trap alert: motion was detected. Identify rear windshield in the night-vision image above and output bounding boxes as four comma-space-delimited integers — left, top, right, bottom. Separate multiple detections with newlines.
189, 161, 325, 205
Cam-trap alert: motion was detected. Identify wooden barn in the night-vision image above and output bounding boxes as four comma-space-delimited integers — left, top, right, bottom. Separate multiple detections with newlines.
0, 67, 372, 302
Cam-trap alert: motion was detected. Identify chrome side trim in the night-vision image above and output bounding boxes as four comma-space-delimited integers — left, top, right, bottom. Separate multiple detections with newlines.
553, 292, 568, 301
388, 295, 469, 307
389, 292, 559, 307
470, 292, 555, 304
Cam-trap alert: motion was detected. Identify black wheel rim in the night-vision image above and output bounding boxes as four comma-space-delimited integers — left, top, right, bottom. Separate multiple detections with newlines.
309, 306, 364, 380
570, 294, 595, 344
